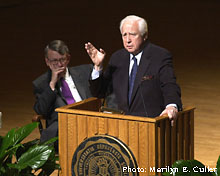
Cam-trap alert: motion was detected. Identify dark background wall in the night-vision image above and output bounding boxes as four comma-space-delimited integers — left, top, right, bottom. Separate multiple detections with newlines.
0, 0, 220, 167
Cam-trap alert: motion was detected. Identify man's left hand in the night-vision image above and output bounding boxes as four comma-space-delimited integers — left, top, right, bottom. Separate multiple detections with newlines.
160, 106, 178, 126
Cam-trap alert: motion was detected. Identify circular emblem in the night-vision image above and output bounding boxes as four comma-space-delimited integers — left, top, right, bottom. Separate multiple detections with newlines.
72, 135, 138, 176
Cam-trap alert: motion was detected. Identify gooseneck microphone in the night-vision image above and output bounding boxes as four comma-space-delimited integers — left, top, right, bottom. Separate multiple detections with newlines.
139, 81, 148, 117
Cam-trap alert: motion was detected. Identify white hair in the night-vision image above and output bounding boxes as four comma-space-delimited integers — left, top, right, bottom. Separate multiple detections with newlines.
119, 15, 148, 37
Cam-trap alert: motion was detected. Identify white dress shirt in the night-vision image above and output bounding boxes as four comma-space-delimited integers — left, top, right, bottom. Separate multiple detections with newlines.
61, 69, 82, 103
91, 53, 177, 109
129, 52, 142, 75
91, 52, 143, 79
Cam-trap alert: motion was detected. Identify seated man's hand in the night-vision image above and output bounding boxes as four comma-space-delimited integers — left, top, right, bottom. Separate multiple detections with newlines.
48, 63, 65, 90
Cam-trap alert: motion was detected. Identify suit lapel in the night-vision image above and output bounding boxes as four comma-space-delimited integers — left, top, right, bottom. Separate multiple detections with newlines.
120, 52, 130, 105
130, 43, 152, 105
68, 68, 87, 100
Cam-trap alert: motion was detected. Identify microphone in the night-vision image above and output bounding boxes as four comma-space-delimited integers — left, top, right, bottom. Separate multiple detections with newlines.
99, 84, 124, 114
99, 96, 124, 114
139, 81, 148, 117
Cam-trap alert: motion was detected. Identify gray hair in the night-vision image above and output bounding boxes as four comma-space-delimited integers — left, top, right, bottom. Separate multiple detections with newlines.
119, 15, 148, 37
44, 40, 69, 58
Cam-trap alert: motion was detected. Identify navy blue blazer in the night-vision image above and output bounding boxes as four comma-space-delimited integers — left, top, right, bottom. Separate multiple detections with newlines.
90, 41, 182, 117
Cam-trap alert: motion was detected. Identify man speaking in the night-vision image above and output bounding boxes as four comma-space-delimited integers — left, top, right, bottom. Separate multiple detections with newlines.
85, 15, 182, 125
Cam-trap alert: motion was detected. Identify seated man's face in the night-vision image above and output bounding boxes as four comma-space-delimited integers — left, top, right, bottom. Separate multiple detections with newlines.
45, 49, 70, 75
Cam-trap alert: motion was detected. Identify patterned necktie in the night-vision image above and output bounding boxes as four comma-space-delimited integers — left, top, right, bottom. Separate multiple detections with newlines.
128, 56, 138, 104
61, 78, 75, 104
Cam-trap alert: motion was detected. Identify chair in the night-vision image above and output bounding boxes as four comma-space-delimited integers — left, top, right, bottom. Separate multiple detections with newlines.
0, 112, 2, 129
32, 114, 45, 134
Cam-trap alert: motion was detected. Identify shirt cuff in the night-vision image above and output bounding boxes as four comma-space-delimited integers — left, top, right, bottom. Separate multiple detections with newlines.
166, 104, 177, 109
91, 67, 102, 80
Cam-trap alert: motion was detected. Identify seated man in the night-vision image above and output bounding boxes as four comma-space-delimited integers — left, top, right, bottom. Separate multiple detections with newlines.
33, 40, 93, 150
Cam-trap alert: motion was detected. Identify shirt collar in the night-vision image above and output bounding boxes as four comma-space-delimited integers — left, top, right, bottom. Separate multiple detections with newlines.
64, 68, 70, 79
129, 51, 143, 65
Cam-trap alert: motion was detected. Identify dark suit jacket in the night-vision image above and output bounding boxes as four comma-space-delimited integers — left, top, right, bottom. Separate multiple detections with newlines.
33, 64, 93, 143
90, 41, 182, 117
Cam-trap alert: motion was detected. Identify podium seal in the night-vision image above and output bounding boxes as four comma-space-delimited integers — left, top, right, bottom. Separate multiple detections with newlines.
72, 135, 138, 176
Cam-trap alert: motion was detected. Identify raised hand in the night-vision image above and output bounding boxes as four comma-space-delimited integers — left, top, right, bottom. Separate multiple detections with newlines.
85, 42, 106, 71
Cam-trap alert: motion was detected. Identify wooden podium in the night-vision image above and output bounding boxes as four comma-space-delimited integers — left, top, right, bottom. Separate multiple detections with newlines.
56, 97, 195, 176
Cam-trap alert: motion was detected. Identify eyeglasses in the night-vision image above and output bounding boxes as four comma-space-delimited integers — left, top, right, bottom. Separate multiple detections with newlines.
47, 57, 67, 64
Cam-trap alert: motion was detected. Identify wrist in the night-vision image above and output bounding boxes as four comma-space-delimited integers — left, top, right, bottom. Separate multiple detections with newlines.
166, 104, 177, 109
94, 65, 103, 71
49, 81, 56, 91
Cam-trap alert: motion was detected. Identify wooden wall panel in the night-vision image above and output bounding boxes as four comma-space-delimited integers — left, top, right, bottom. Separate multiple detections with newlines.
171, 121, 177, 164
118, 120, 129, 144
87, 116, 98, 137
108, 118, 119, 137
128, 121, 139, 162
59, 113, 68, 176
138, 122, 149, 175
148, 123, 158, 167
67, 114, 78, 176
148, 123, 156, 175
77, 115, 88, 145
98, 117, 108, 134
158, 121, 165, 168
190, 110, 194, 159
165, 120, 171, 166
177, 114, 184, 160
184, 112, 190, 160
